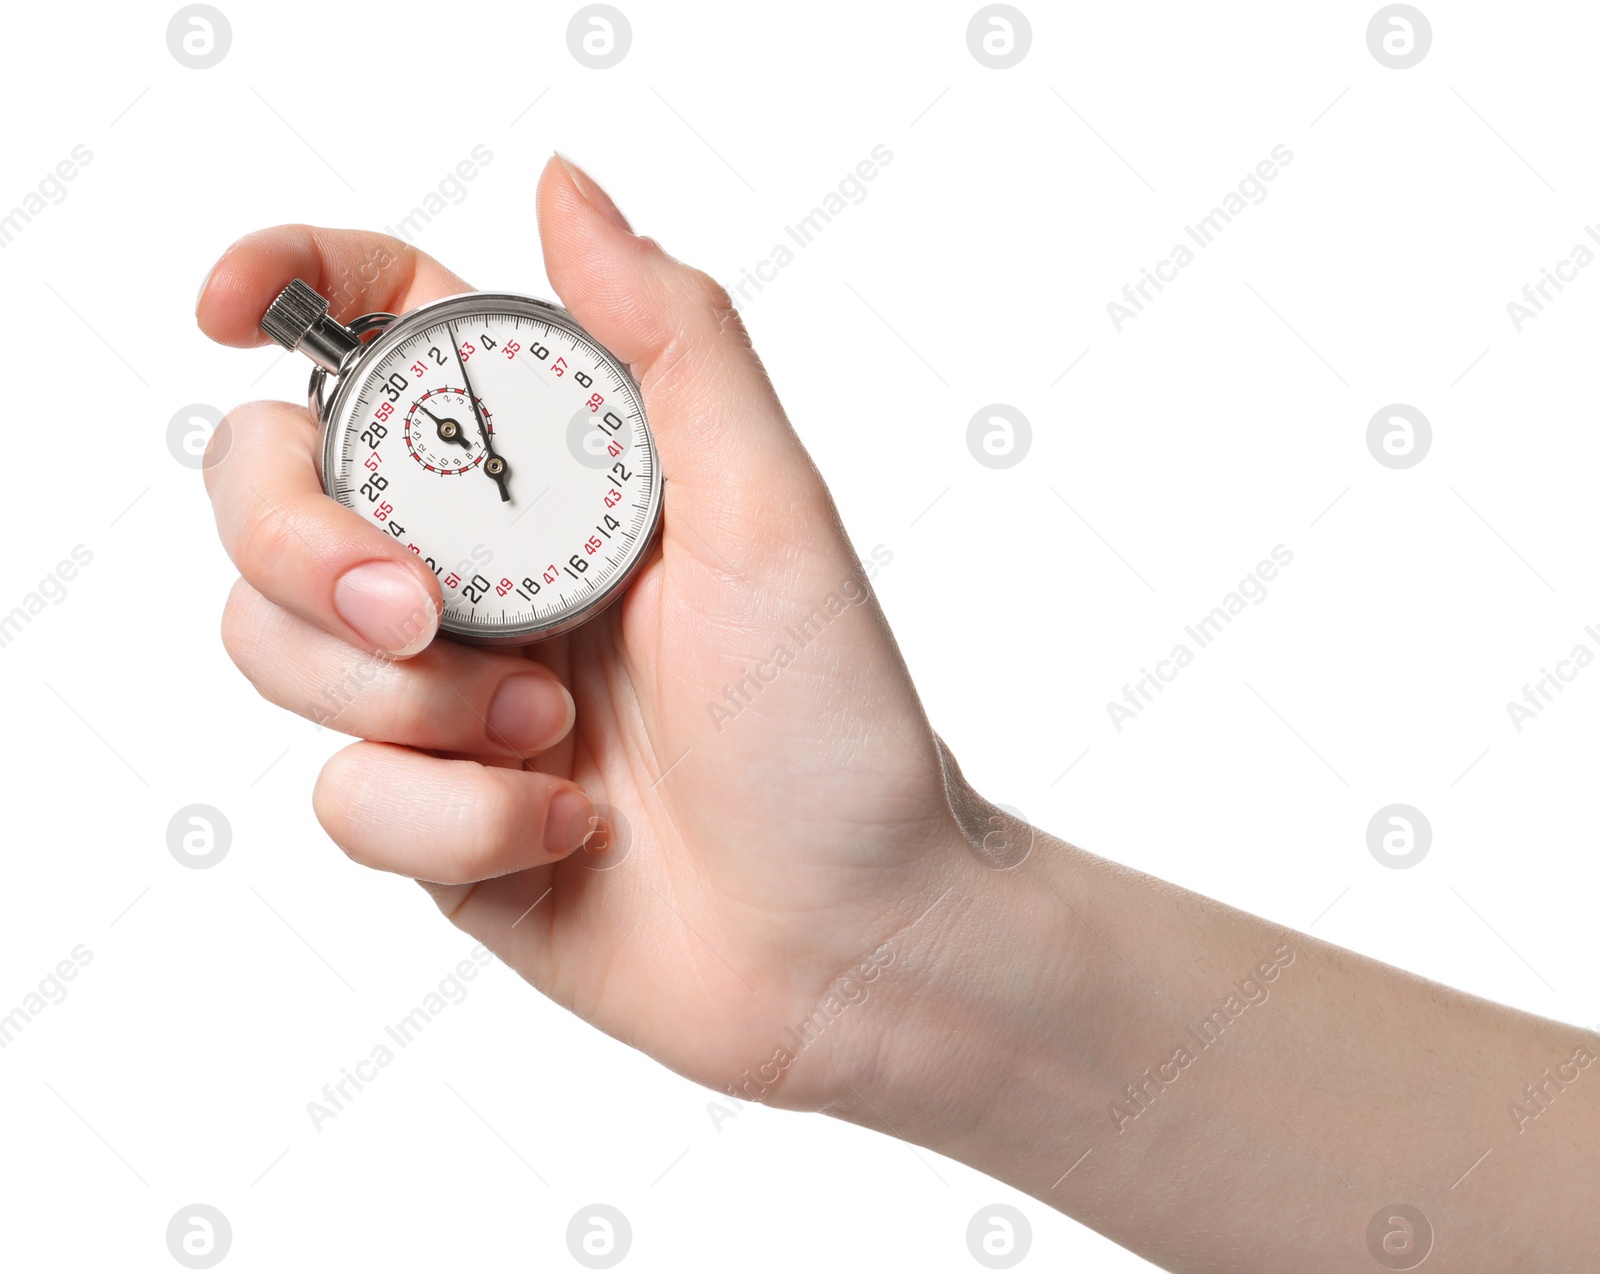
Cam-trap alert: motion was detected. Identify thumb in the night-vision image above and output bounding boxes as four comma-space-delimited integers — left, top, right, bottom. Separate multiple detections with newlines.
535, 155, 827, 564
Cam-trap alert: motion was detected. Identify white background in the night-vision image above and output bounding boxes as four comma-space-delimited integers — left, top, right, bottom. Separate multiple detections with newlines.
2, 1, 1596, 1269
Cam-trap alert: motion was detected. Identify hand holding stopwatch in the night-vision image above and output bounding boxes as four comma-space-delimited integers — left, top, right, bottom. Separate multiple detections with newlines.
258, 278, 661, 647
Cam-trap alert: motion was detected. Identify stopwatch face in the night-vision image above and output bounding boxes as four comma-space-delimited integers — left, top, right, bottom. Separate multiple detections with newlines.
318, 293, 661, 645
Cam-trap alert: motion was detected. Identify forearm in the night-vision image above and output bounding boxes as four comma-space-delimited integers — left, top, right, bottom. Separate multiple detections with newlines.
839, 808, 1600, 1271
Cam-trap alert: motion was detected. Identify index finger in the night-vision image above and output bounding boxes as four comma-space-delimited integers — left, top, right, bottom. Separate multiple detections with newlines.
195, 225, 473, 348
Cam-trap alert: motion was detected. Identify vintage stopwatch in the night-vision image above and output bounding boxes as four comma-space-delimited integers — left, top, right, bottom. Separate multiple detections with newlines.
259, 279, 662, 646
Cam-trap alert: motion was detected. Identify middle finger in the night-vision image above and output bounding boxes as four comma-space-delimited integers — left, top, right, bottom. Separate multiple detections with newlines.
222, 578, 575, 758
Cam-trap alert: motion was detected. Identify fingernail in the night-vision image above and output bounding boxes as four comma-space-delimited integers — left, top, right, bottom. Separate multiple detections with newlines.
546, 788, 596, 853
486, 674, 576, 755
333, 561, 437, 656
555, 152, 632, 233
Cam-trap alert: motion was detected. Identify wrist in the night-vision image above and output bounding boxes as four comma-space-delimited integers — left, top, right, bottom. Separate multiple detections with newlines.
821, 790, 1117, 1179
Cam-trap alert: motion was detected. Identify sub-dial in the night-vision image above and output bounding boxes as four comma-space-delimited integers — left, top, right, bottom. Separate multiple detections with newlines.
404, 388, 494, 474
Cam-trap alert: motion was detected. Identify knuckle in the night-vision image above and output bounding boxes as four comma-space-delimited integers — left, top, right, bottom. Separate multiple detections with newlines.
446, 767, 525, 881
218, 579, 258, 677
686, 267, 736, 317
311, 650, 385, 734
379, 676, 437, 745
235, 498, 297, 577
201, 417, 230, 473
645, 271, 751, 388
202, 402, 247, 497
234, 489, 322, 586
686, 269, 752, 352
312, 753, 366, 862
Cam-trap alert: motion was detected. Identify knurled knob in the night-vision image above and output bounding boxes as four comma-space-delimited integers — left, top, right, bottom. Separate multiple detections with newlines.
260, 278, 328, 349
259, 278, 361, 372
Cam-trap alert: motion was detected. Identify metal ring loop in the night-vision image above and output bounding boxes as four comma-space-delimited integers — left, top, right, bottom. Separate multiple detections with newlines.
306, 312, 397, 423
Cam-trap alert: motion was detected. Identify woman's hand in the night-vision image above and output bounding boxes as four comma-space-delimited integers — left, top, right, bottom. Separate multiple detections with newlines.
197, 155, 984, 1117
200, 156, 1600, 1272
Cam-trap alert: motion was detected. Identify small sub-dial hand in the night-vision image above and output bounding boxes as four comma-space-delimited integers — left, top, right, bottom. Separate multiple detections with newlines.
449, 323, 511, 503
411, 398, 470, 449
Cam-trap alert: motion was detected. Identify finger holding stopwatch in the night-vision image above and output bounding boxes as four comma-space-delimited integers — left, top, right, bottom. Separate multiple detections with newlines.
221, 579, 577, 758
196, 224, 472, 347
205, 399, 443, 657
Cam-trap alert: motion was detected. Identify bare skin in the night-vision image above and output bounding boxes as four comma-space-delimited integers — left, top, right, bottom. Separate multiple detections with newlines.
197, 155, 1599, 1271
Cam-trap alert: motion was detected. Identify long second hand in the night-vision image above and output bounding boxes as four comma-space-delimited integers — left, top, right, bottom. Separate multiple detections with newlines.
449, 322, 511, 502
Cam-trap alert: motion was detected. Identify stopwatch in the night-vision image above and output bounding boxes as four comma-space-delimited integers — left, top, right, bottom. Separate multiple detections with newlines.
258, 279, 662, 646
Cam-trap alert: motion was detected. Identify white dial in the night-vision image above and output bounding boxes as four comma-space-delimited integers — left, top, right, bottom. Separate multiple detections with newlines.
316, 293, 661, 644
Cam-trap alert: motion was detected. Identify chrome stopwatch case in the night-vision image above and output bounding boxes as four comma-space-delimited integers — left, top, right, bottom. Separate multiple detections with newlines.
260, 279, 662, 646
